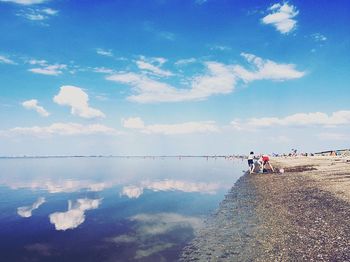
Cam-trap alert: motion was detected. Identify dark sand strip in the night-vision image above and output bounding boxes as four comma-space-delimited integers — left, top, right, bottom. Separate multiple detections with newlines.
180, 163, 350, 261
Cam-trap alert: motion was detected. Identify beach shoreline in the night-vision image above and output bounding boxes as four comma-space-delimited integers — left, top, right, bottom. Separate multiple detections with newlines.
180, 156, 350, 261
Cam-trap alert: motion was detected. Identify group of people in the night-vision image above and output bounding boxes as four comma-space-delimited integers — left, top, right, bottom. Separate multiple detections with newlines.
247, 151, 274, 174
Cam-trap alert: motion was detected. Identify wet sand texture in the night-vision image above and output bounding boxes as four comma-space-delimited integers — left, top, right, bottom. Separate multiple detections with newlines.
180, 156, 350, 261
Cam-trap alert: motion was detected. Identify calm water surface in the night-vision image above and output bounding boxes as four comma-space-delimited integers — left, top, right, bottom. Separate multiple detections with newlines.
0, 157, 245, 261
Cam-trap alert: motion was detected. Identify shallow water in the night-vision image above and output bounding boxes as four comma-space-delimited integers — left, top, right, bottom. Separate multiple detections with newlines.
0, 157, 245, 261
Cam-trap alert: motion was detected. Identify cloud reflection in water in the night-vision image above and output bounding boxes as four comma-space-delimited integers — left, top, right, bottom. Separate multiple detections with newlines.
49, 198, 102, 230
107, 212, 203, 259
121, 179, 220, 199
17, 197, 46, 218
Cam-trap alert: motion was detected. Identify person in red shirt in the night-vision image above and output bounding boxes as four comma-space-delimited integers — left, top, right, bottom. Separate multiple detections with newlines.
260, 154, 274, 173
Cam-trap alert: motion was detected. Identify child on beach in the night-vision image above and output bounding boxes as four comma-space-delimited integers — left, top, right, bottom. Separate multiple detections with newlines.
260, 154, 274, 173
247, 151, 255, 174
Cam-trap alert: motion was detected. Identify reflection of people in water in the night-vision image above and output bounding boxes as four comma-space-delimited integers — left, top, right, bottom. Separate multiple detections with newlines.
247, 151, 255, 174
260, 154, 274, 173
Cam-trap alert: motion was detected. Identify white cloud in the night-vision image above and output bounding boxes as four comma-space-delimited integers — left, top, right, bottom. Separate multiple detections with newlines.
53, 86, 105, 119
28, 59, 47, 65
0, 55, 16, 65
232, 110, 350, 129
41, 8, 57, 15
107, 53, 304, 103
96, 48, 113, 57
49, 198, 102, 230
93, 67, 114, 74
17, 197, 45, 218
121, 179, 220, 199
121, 117, 145, 129
28, 62, 66, 76
233, 53, 305, 82
0, 0, 48, 5
261, 2, 299, 34
107, 62, 236, 103
174, 58, 197, 66
136, 60, 173, 77
17, 7, 58, 21
2, 122, 120, 137
22, 99, 50, 117
122, 117, 219, 135
312, 33, 327, 42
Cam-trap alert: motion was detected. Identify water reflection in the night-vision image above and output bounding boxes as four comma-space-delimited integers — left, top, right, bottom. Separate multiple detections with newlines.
49, 198, 102, 230
0, 157, 244, 261
121, 180, 220, 199
9, 180, 108, 193
17, 197, 46, 218
107, 213, 203, 260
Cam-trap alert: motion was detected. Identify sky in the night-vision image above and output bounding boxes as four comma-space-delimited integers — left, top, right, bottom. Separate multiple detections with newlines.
0, 0, 349, 156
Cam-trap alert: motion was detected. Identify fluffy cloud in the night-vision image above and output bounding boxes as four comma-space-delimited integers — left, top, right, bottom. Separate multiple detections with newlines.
17, 197, 45, 218
96, 48, 113, 57
122, 117, 219, 135
232, 110, 350, 129
2, 122, 119, 137
107, 53, 304, 103
53, 86, 105, 118
0, 0, 48, 5
49, 198, 102, 230
107, 62, 236, 103
261, 2, 299, 34
22, 99, 50, 117
121, 179, 220, 199
0, 55, 16, 65
233, 53, 305, 82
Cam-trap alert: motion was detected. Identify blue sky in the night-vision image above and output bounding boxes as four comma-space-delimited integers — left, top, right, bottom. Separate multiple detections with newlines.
0, 0, 349, 155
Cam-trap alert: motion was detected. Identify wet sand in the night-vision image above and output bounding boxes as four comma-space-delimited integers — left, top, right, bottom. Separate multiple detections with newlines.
180, 156, 350, 261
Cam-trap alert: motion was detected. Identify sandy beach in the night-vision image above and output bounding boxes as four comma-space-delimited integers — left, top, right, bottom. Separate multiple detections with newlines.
180, 156, 350, 261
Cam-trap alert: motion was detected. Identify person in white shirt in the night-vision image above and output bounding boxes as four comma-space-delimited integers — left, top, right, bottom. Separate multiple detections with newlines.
247, 151, 255, 174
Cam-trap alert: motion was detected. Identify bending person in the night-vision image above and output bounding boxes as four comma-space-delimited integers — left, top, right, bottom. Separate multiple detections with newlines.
262, 154, 274, 172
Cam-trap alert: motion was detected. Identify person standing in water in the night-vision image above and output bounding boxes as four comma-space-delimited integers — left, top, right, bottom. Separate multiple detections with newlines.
247, 151, 255, 174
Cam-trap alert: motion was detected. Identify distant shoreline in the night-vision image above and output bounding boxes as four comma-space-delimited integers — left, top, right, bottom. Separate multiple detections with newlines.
0, 155, 245, 159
